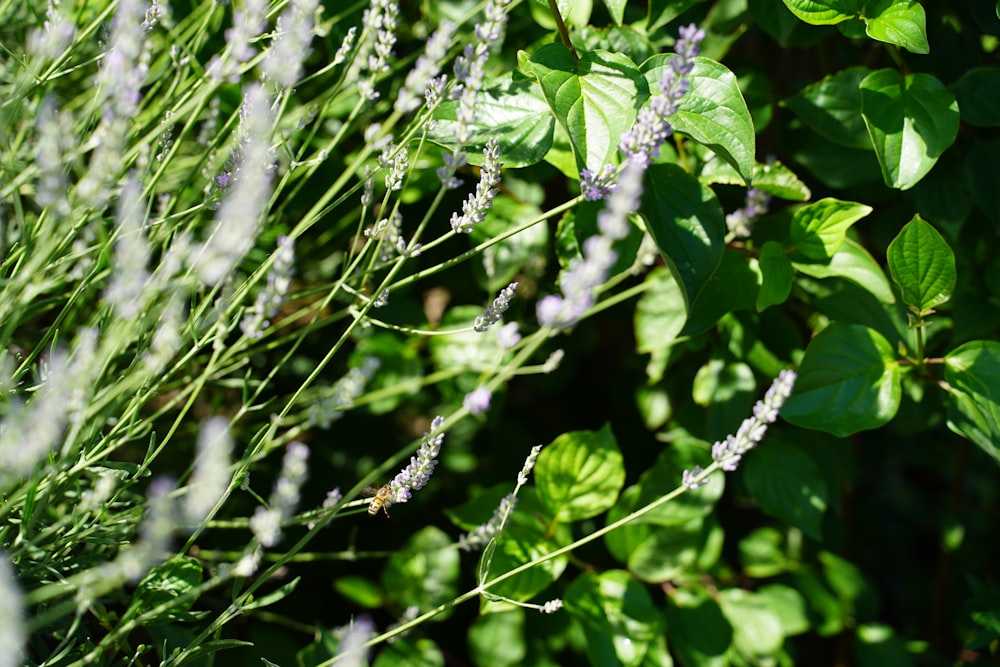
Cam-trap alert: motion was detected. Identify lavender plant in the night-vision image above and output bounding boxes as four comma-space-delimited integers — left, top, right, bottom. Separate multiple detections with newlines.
2, 0, 994, 665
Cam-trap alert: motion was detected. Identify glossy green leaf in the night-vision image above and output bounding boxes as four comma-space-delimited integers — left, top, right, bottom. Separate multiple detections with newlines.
535, 424, 625, 521
372, 638, 445, 667
965, 138, 1000, 231
756, 241, 793, 311
757, 584, 812, 636
719, 590, 785, 660
863, 0, 928, 53
952, 67, 1000, 127
789, 197, 873, 262
483, 494, 570, 601
333, 575, 383, 609
605, 513, 707, 582
944, 340, 1000, 466
740, 527, 799, 578
743, 438, 829, 540
683, 248, 760, 335
781, 66, 873, 149
887, 216, 955, 316
701, 159, 812, 201
645, 57, 755, 184
665, 589, 733, 667
790, 131, 883, 188
793, 236, 896, 304
526, 45, 645, 173
781, 323, 902, 435
782, 0, 860, 24
564, 571, 661, 667
429, 75, 554, 168
601, 0, 627, 24
648, 0, 706, 31
639, 163, 726, 311
855, 624, 914, 665
860, 69, 960, 190
468, 610, 525, 667
634, 267, 687, 383
382, 526, 460, 615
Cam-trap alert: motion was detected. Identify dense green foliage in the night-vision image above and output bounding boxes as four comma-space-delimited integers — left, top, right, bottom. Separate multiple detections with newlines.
1, 0, 998, 666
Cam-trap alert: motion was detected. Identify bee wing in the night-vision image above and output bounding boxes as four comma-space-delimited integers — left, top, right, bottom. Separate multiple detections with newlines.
362, 485, 378, 497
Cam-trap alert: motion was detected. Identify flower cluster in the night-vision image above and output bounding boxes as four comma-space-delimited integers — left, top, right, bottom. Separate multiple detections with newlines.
309, 357, 381, 428
463, 387, 492, 415
618, 24, 705, 168
395, 20, 456, 114
240, 235, 296, 339
536, 159, 644, 328
184, 417, 234, 525
249, 442, 310, 548
450, 138, 503, 233
389, 416, 445, 506
355, 0, 399, 100
517, 444, 543, 485
579, 164, 617, 201
725, 187, 771, 239
261, 0, 319, 88
458, 493, 517, 551
474, 281, 518, 332
711, 369, 797, 471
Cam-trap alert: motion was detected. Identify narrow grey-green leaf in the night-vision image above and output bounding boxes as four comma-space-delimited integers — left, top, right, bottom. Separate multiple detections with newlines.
886, 216, 955, 316
644, 56, 755, 184
860, 69, 960, 190
863, 0, 929, 54
527, 45, 645, 174
781, 323, 901, 435
639, 163, 726, 310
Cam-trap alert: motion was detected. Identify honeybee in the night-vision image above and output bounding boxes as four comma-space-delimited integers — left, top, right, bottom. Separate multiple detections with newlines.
365, 483, 393, 517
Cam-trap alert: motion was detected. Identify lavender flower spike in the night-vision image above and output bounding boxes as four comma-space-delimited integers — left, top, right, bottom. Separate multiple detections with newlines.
619, 23, 705, 167
474, 281, 518, 332
450, 138, 503, 234
389, 416, 445, 506
711, 369, 797, 471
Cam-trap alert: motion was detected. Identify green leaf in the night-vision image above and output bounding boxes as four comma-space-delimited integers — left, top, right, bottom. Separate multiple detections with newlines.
781, 323, 902, 435
952, 67, 1000, 127
639, 163, 726, 311
648, 0, 706, 32
863, 0, 929, 53
965, 137, 1000, 232
719, 590, 785, 660
739, 527, 799, 578
944, 340, 1000, 466
333, 575, 383, 609
793, 236, 896, 304
526, 45, 645, 173
372, 638, 445, 667
483, 490, 570, 600
701, 159, 813, 201
124, 556, 203, 624
743, 438, 829, 540
646, 57, 755, 184
601, 0, 627, 24
781, 66, 873, 149
536, 424, 625, 521
782, 0, 861, 24
860, 69, 960, 190
634, 267, 687, 383
382, 526, 460, 615
886, 216, 956, 316
468, 611, 525, 667
624, 438, 725, 527
429, 74, 554, 168
789, 197, 873, 262
757, 584, 812, 636
564, 571, 662, 667
470, 195, 547, 293
665, 589, 733, 667
605, 511, 708, 582
756, 241, 793, 311
683, 248, 760, 335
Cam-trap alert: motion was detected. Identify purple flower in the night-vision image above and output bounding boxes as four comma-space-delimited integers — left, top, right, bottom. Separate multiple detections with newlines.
389, 416, 445, 506
710, 369, 796, 471
463, 387, 492, 415
474, 282, 518, 332
450, 139, 503, 233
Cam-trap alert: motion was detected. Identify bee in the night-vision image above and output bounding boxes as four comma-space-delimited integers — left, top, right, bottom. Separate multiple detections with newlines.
365, 483, 393, 517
